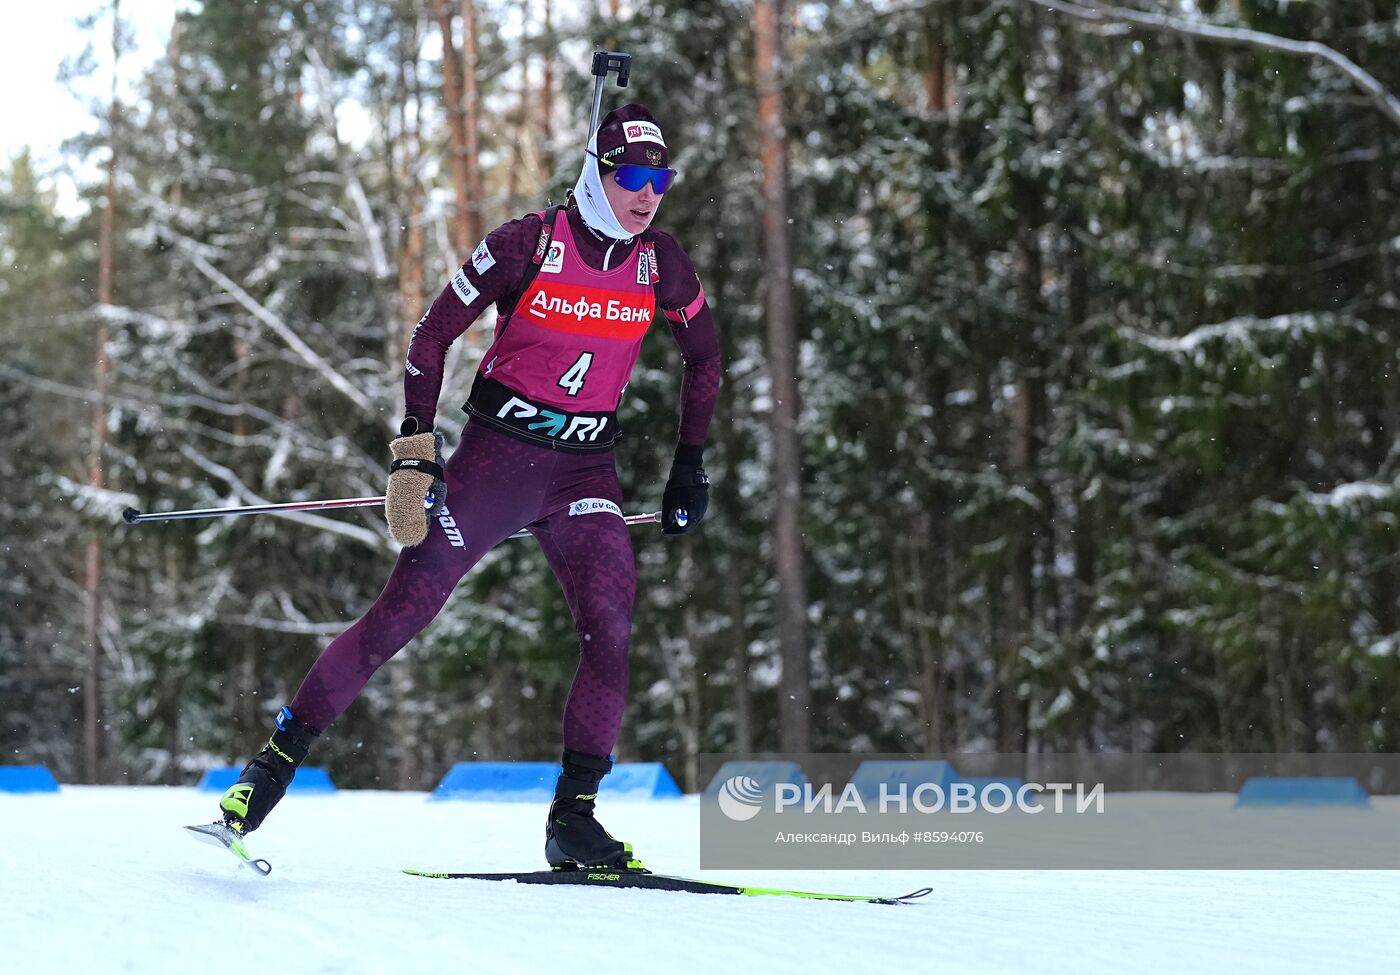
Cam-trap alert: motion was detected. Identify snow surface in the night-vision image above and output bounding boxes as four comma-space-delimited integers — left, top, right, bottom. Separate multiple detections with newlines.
2, 786, 1397, 974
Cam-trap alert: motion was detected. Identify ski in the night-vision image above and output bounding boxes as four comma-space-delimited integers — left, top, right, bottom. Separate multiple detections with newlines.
183, 823, 273, 876
403, 867, 931, 904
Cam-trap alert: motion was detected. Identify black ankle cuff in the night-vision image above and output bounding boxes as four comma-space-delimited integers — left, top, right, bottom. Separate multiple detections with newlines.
561, 749, 613, 775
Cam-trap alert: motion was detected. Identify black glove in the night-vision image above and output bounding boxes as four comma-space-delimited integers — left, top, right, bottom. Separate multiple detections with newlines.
661, 445, 709, 536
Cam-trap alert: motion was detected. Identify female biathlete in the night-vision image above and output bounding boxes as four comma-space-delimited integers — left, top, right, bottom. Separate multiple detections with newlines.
214, 104, 720, 870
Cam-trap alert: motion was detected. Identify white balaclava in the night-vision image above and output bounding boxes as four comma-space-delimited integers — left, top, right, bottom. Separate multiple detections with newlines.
572, 126, 634, 241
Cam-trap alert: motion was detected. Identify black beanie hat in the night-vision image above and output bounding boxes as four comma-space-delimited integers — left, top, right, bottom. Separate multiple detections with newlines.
594, 103, 670, 174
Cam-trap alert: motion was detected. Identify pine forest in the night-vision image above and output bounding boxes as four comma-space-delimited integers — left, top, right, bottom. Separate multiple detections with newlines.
3, 0, 1399, 790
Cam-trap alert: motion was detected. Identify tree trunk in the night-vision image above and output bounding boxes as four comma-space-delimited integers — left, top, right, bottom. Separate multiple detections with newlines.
460, 0, 483, 247
678, 552, 703, 791
508, 9, 534, 212
1002, 220, 1047, 752
391, 658, 421, 788
386, 6, 426, 787
433, 0, 471, 259
603, 0, 621, 50
726, 570, 754, 753
901, 519, 945, 753
1362, 19, 1400, 641
84, 0, 122, 785
754, 0, 810, 752
539, 0, 555, 176
924, 9, 948, 113
707, 219, 754, 753
398, 10, 425, 356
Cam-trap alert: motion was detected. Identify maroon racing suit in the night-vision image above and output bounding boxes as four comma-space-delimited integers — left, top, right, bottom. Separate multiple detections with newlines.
287, 206, 721, 758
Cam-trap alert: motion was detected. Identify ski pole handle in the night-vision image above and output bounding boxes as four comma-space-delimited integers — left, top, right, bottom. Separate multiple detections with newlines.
122, 499, 661, 537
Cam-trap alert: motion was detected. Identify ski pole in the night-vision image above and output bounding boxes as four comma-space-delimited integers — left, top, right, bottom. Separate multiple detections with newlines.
121, 499, 660, 538
588, 51, 631, 139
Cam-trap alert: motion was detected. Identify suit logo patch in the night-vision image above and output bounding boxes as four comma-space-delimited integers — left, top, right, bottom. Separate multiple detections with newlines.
471, 240, 496, 275
541, 241, 566, 274
450, 268, 480, 306
568, 498, 623, 519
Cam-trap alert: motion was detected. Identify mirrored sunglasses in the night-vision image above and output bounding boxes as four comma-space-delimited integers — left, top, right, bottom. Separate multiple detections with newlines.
611, 164, 677, 194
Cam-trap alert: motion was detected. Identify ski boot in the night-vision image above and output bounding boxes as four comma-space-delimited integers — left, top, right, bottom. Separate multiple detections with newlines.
218, 706, 320, 836
544, 750, 642, 871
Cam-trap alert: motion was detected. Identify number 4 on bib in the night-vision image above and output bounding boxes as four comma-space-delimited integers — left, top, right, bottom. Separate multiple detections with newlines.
558, 352, 594, 397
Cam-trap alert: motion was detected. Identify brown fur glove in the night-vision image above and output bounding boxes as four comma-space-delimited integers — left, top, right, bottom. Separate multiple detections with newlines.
385, 431, 446, 546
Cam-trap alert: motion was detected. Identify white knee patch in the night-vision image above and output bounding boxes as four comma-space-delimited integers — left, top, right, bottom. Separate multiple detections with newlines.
568, 498, 623, 519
